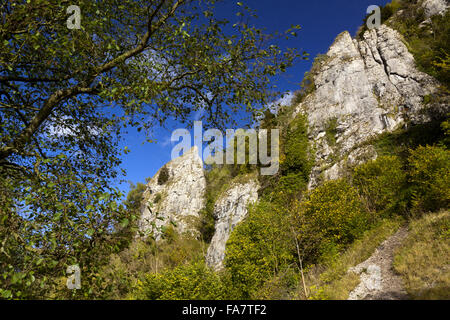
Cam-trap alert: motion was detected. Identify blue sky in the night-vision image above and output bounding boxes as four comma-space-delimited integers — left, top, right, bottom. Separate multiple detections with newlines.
116, 0, 391, 195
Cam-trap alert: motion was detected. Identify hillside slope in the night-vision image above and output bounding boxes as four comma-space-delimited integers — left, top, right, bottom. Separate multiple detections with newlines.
125, 0, 449, 300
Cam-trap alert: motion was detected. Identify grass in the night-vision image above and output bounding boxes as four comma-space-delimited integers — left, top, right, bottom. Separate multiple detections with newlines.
300, 217, 404, 300
393, 210, 450, 299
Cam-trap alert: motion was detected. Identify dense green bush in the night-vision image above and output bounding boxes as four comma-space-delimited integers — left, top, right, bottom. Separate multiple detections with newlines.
132, 261, 226, 300
276, 172, 309, 199
199, 167, 256, 242
441, 118, 450, 148
408, 145, 450, 213
352, 155, 408, 217
298, 179, 371, 259
259, 108, 313, 198
157, 166, 170, 185
282, 114, 313, 177
224, 200, 295, 298
225, 179, 370, 297
198, 166, 233, 242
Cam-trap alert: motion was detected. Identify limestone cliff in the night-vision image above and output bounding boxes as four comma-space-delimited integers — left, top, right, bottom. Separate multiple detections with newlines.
206, 178, 259, 270
422, 0, 448, 17
138, 147, 260, 264
138, 146, 206, 239
294, 17, 448, 188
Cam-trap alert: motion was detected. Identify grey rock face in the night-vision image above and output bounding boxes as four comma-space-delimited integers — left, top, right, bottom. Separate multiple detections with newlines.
139, 146, 206, 239
422, 0, 448, 18
294, 24, 447, 188
206, 178, 259, 270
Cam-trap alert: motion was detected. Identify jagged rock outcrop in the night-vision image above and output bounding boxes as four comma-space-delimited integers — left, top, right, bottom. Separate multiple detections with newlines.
422, 0, 448, 18
138, 146, 206, 239
206, 178, 259, 270
294, 21, 448, 188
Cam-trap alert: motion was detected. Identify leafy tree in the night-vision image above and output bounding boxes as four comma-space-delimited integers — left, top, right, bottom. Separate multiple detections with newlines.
282, 113, 312, 177
0, 0, 304, 298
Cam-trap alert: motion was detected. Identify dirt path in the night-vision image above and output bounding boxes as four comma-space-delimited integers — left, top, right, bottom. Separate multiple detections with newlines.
348, 226, 410, 300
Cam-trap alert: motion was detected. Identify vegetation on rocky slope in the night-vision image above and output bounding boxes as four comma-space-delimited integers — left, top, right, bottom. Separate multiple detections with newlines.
359, 0, 450, 89
2, 0, 448, 300
394, 210, 450, 299
96, 0, 450, 299
101, 0, 450, 300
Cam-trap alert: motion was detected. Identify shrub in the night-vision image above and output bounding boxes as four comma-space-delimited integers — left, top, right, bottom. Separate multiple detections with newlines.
252, 268, 300, 300
224, 200, 294, 298
259, 111, 313, 198
441, 117, 450, 148
298, 179, 371, 258
282, 113, 313, 178
153, 193, 162, 204
157, 166, 170, 185
352, 155, 408, 217
132, 261, 226, 300
277, 172, 308, 199
408, 145, 450, 213
98, 233, 205, 299
198, 166, 252, 242
325, 117, 338, 147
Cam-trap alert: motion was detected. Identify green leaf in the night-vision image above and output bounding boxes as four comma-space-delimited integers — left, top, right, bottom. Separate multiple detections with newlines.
53, 212, 62, 221
120, 218, 129, 228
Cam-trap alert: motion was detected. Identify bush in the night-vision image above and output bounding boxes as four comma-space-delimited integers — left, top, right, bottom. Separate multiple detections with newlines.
157, 166, 170, 185
199, 166, 254, 242
276, 172, 308, 199
408, 145, 450, 213
98, 233, 204, 299
441, 117, 450, 148
259, 111, 312, 198
282, 114, 313, 178
325, 117, 338, 147
224, 200, 294, 298
352, 155, 408, 217
132, 261, 226, 300
298, 179, 371, 258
